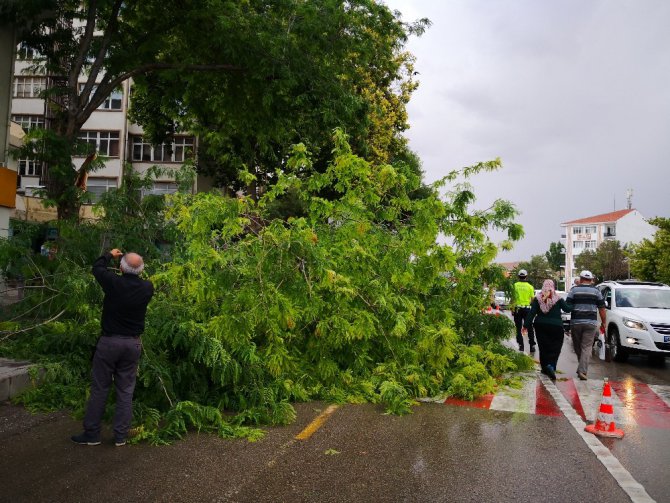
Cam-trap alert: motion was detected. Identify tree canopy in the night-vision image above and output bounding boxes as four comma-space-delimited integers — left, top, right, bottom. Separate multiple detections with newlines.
630, 217, 670, 284
3, 0, 429, 217
574, 239, 629, 283
513, 255, 554, 289
545, 241, 565, 271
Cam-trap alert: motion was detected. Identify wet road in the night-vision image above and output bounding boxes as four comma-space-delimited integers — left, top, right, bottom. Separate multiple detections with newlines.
1, 326, 667, 502
0, 400, 633, 503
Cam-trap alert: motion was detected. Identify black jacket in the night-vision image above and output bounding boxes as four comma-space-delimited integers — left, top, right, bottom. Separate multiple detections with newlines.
92, 253, 154, 336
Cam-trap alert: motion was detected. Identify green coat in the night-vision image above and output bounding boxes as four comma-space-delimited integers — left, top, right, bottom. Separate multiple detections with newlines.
526, 297, 572, 327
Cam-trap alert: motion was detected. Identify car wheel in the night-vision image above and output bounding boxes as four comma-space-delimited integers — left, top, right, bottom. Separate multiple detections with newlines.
607, 326, 628, 363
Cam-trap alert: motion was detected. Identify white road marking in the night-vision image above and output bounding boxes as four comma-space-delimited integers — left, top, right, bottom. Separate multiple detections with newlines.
648, 384, 670, 409
539, 373, 656, 503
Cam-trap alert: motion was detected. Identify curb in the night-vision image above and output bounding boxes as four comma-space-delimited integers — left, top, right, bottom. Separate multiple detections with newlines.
0, 358, 34, 402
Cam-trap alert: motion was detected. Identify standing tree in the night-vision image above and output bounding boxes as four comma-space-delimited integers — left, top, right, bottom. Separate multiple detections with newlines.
630, 217, 669, 284
574, 240, 629, 282
545, 241, 565, 271
2, 0, 428, 219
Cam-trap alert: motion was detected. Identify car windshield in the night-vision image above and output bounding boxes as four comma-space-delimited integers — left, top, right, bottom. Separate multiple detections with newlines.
615, 288, 670, 309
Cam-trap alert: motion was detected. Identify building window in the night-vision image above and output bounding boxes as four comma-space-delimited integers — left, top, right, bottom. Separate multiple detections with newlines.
100, 88, 123, 110
585, 225, 597, 234
16, 43, 39, 60
79, 84, 123, 110
78, 131, 120, 157
573, 241, 584, 249
12, 115, 45, 131
18, 159, 43, 177
131, 136, 194, 163
572, 226, 583, 235
585, 240, 598, 249
605, 225, 616, 237
86, 178, 118, 202
13, 76, 46, 98
141, 182, 179, 198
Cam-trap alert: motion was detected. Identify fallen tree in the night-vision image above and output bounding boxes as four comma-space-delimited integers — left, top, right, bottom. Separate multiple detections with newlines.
0, 132, 530, 443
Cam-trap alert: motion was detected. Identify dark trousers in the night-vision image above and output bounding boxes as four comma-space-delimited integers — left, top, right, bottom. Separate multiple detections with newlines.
83, 336, 141, 441
534, 323, 564, 370
513, 307, 535, 349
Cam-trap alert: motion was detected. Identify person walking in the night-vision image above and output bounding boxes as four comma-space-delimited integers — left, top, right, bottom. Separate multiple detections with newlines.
525, 279, 572, 380
71, 249, 154, 446
512, 269, 536, 353
566, 270, 606, 380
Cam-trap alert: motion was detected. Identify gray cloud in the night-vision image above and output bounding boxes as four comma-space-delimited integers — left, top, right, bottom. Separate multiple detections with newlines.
386, 0, 670, 260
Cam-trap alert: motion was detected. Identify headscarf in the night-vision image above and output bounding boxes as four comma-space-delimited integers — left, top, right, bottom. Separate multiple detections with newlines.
536, 279, 558, 313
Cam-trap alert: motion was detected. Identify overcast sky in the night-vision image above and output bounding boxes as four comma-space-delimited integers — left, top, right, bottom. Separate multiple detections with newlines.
384, 0, 670, 261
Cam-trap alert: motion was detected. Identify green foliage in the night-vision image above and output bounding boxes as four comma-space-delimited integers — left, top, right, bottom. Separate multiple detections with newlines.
574, 239, 629, 283
629, 217, 670, 284
0, 134, 524, 441
545, 241, 565, 272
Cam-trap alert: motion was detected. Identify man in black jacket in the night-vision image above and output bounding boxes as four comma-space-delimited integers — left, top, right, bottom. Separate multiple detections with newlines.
71, 249, 154, 446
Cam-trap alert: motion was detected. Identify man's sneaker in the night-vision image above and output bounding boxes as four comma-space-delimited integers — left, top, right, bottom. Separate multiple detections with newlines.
114, 439, 126, 447
71, 433, 101, 446
529, 345, 536, 354
577, 371, 587, 380
518, 346, 524, 352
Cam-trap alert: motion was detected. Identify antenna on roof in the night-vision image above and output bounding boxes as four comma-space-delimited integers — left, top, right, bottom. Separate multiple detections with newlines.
626, 189, 633, 210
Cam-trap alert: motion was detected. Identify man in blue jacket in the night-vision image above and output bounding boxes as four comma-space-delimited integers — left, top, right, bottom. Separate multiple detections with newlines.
71, 249, 154, 446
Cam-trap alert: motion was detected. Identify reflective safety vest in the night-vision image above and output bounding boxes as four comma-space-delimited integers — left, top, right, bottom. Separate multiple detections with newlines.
513, 281, 535, 308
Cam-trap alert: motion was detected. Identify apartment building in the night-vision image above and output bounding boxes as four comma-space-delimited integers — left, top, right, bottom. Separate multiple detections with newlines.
10, 45, 196, 222
560, 209, 656, 288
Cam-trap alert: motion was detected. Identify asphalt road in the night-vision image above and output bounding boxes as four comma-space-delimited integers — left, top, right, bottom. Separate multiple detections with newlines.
0, 398, 634, 503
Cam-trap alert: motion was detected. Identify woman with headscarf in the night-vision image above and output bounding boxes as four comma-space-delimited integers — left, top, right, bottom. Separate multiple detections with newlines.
525, 279, 572, 380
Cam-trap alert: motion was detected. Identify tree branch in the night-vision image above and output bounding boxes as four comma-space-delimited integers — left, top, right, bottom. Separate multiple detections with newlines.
69, 0, 99, 95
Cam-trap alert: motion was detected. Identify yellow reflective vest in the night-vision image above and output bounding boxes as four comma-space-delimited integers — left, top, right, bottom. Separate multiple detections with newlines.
513, 281, 535, 308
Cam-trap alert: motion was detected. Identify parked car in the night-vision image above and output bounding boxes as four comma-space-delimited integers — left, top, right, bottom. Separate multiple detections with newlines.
596, 280, 670, 362
556, 291, 570, 333
494, 291, 510, 310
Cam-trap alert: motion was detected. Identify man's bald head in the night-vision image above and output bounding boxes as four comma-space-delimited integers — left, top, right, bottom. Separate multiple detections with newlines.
120, 252, 144, 275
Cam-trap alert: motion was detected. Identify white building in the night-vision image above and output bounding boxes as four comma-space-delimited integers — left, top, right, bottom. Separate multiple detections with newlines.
10, 46, 196, 222
561, 209, 657, 287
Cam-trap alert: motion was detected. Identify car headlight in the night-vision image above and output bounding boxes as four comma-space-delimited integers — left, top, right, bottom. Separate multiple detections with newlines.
623, 318, 647, 331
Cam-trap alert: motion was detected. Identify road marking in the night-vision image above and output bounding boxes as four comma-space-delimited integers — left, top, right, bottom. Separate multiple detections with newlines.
610, 381, 670, 430
295, 405, 339, 441
534, 379, 562, 416
539, 374, 656, 503
555, 378, 587, 421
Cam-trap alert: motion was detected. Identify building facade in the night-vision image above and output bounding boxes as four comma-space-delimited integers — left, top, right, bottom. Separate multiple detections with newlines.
561, 209, 657, 288
10, 46, 197, 222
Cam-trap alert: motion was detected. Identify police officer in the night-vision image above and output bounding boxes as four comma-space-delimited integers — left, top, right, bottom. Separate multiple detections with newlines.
512, 269, 536, 353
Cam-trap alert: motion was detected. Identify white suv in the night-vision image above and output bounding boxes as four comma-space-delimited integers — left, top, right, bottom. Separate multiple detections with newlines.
597, 280, 670, 362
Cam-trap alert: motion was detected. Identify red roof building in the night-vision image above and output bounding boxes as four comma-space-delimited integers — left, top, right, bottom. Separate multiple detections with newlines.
560, 208, 656, 287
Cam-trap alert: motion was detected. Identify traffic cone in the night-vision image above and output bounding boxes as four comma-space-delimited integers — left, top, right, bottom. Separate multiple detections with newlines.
495, 305, 500, 316
486, 305, 493, 314
584, 378, 624, 439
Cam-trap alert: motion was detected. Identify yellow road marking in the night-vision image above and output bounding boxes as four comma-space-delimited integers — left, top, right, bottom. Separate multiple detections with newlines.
294, 404, 339, 441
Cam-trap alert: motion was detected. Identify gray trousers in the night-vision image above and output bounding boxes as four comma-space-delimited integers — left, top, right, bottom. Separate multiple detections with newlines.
571, 323, 597, 375
83, 336, 141, 441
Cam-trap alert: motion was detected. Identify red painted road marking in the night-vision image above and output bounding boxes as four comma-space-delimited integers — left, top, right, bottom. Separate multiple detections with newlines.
610, 381, 670, 430
444, 394, 494, 409
535, 380, 562, 417
555, 378, 587, 421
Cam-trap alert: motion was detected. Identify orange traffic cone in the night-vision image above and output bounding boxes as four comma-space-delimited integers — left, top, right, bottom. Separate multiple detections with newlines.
495, 305, 500, 316
584, 378, 624, 439
486, 305, 493, 314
